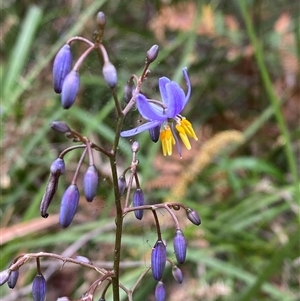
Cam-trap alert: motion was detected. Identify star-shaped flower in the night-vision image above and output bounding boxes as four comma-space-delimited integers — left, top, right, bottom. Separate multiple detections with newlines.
121, 68, 198, 157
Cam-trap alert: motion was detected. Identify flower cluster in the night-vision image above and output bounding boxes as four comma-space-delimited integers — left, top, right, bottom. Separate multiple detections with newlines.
1, 11, 202, 301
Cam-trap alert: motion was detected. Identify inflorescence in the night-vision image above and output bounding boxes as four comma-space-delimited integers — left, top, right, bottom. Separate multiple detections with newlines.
1, 11, 201, 301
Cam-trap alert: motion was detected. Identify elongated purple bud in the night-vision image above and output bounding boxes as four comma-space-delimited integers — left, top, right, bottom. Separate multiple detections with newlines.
50, 121, 71, 134
32, 274, 46, 301
154, 281, 166, 301
186, 208, 201, 226
151, 240, 167, 281
83, 165, 99, 202
118, 175, 126, 196
102, 61, 117, 88
0, 269, 10, 286
149, 125, 161, 143
7, 269, 19, 289
61, 70, 80, 109
133, 188, 145, 220
131, 141, 140, 152
53, 45, 72, 94
172, 266, 183, 284
59, 184, 79, 228
40, 174, 58, 218
173, 230, 187, 264
147, 44, 159, 63
96, 11, 106, 28
50, 158, 65, 175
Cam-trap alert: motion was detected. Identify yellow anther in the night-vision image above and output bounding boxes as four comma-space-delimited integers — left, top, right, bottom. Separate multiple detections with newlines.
160, 126, 175, 156
181, 117, 198, 140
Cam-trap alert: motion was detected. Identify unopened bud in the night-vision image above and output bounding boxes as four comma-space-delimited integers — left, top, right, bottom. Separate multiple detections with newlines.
102, 61, 117, 88
61, 70, 80, 109
154, 281, 166, 301
50, 158, 65, 175
50, 121, 71, 134
32, 274, 46, 301
52, 44, 73, 94
149, 125, 160, 143
186, 208, 201, 226
75, 256, 91, 264
0, 269, 10, 286
131, 141, 140, 152
172, 266, 183, 284
96, 11, 106, 29
173, 229, 187, 264
59, 184, 79, 228
132, 188, 145, 220
83, 165, 99, 202
146, 44, 159, 63
151, 240, 166, 281
7, 268, 19, 289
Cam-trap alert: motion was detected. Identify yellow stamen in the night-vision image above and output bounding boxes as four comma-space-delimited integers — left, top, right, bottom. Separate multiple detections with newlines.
160, 126, 175, 156
176, 117, 198, 151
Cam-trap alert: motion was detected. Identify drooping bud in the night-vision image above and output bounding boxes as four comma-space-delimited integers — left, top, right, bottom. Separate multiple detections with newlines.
52, 44, 72, 94
151, 240, 167, 281
133, 188, 145, 220
118, 175, 126, 196
173, 230, 187, 264
61, 70, 80, 109
0, 269, 10, 286
59, 184, 79, 228
149, 125, 161, 143
75, 256, 91, 264
102, 61, 117, 88
123, 80, 135, 103
131, 141, 140, 152
50, 121, 71, 134
172, 266, 183, 284
154, 281, 166, 301
56, 297, 70, 301
32, 274, 46, 301
186, 208, 201, 226
7, 269, 19, 289
83, 165, 99, 202
40, 174, 59, 218
50, 158, 65, 175
96, 11, 106, 29
146, 44, 159, 63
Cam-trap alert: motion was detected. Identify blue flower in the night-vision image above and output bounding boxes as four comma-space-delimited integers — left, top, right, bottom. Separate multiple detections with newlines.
120, 68, 198, 157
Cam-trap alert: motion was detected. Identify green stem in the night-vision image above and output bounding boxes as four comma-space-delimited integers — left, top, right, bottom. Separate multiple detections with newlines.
237, 0, 299, 201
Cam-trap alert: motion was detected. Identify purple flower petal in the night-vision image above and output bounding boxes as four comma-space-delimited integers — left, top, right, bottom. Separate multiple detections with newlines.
158, 77, 171, 105
182, 67, 191, 107
165, 82, 185, 117
120, 120, 162, 137
136, 94, 167, 121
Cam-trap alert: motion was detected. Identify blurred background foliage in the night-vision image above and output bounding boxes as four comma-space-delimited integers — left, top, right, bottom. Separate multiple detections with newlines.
0, 0, 299, 300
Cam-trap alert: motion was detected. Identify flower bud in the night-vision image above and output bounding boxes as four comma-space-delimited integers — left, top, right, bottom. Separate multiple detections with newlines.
0, 269, 10, 286
32, 274, 46, 301
52, 44, 72, 93
50, 121, 71, 134
96, 11, 106, 28
186, 208, 201, 226
102, 61, 117, 88
133, 188, 145, 220
149, 125, 161, 143
172, 266, 183, 284
131, 141, 140, 152
83, 165, 99, 202
59, 184, 79, 228
123, 80, 135, 103
61, 70, 80, 109
151, 240, 166, 281
50, 158, 65, 175
7, 269, 19, 289
40, 174, 59, 218
154, 281, 166, 301
147, 44, 159, 63
173, 230, 187, 264
75, 256, 91, 264
57, 298, 70, 301
118, 175, 126, 196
